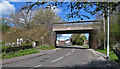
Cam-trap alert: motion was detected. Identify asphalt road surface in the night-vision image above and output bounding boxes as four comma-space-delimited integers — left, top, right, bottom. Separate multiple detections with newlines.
3, 48, 94, 67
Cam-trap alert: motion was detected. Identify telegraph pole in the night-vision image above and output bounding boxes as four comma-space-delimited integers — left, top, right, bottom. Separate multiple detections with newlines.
103, 13, 106, 49
107, 7, 110, 59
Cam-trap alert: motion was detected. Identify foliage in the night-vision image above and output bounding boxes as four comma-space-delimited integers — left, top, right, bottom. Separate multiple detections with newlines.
2, 48, 39, 59
2, 23, 10, 33
2, 26, 49, 44
7, 10, 34, 29
71, 34, 86, 45
94, 7, 120, 49
38, 45, 55, 50
1, 18, 10, 33
7, 8, 62, 29
113, 44, 120, 60
22, 2, 120, 20
83, 46, 89, 48
32, 8, 61, 25
76, 36, 84, 45
71, 34, 81, 45
95, 49, 118, 62
20, 44, 32, 49
3, 7, 62, 46
2, 44, 32, 53
109, 11, 120, 46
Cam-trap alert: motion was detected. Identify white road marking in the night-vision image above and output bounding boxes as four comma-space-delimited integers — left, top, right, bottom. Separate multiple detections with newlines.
72, 49, 74, 52
73, 49, 75, 51
51, 56, 64, 62
66, 53, 71, 56
34, 65, 42, 67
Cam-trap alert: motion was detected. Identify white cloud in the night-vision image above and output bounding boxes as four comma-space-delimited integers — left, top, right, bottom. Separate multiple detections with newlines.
62, 34, 73, 37
51, 6, 61, 13
0, 1, 15, 16
57, 38, 65, 41
47, 5, 61, 13
1, 0, 27, 2
8, 0, 22, 2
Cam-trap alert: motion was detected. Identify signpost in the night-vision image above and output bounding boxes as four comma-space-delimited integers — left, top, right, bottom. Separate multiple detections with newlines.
33, 41, 36, 48
103, 13, 106, 49
41, 37, 44, 48
17, 39, 19, 46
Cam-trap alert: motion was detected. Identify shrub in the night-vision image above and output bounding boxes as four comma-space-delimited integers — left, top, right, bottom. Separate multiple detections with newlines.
20, 44, 32, 50
2, 48, 39, 59
2, 44, 32, 53
2, 46, 11, 53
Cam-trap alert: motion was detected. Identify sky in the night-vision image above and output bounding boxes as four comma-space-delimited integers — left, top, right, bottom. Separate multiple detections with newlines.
57, 33, 89, 41
0, 1, 96, 40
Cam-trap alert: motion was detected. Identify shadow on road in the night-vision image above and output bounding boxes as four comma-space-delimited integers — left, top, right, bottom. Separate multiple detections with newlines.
65, 60, 120, 69
56, 46, 88, 49
2, 57, 120, 69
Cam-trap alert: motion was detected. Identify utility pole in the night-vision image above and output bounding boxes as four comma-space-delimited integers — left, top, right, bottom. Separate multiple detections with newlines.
107, 7, 110, 59
103, 13, 106, 49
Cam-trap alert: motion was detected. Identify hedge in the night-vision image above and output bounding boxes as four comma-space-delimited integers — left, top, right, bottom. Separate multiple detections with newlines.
2, 44, 32, 53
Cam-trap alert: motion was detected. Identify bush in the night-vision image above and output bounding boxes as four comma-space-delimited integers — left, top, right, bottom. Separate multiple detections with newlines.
20, 44, 32, 50
38, 45, 55, 50
2, 44, 32, 53
2, 48, 39, 59
113, 44, 120, 60
2, 46, 11, 53
76, 37, 84, 45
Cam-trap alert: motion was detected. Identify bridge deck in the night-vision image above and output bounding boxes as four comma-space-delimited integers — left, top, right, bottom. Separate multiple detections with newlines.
52, 23, 100, 31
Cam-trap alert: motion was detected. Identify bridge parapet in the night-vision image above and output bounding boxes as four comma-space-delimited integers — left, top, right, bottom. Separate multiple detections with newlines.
52, 20, 101, 31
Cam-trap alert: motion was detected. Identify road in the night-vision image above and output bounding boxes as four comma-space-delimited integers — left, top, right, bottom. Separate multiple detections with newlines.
3, 48, 94, 67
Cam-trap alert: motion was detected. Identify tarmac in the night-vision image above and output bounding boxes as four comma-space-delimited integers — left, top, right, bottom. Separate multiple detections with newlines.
2, 48, 61, 65
1, 47, 117, 67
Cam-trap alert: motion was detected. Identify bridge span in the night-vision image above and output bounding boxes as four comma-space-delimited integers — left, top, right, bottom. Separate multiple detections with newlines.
49, 20, 102, 49
52, 20, 100, 31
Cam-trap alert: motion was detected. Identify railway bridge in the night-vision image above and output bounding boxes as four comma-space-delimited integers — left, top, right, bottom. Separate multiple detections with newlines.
48, 20, 102, 49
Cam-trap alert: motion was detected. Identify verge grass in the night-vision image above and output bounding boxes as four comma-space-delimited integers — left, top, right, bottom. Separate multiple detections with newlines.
95, 49, 118, 62
38, 45, 55, 50
2, 48, 39, 60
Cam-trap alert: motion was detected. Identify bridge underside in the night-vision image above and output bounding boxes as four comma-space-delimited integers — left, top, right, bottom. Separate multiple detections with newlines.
52, 30, 99, 49
50, 20, 101, 49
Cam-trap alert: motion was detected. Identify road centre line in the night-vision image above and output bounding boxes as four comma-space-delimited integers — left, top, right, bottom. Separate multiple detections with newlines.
34, 64, 42, 67
72, 49, 74, 52
66, 53, 71, 56
73, 49, 75, 51
51, 56, 64, 62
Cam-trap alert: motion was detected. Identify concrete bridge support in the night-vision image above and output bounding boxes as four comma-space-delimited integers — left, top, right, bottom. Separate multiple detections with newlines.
89, 31, 99, 49
51, 30, 99, 49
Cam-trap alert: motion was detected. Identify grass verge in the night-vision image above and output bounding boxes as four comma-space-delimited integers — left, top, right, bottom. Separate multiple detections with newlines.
38, 45, 56, 50
95, 49, 119, 62
82, 46, 89, 48
74, 45, 89, 48
2, 48, 39, 60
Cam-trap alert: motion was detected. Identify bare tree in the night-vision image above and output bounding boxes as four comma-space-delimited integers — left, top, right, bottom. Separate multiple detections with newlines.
7, 13, 20, 27
33, 8, 61, 26
19, 10, 34, 29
